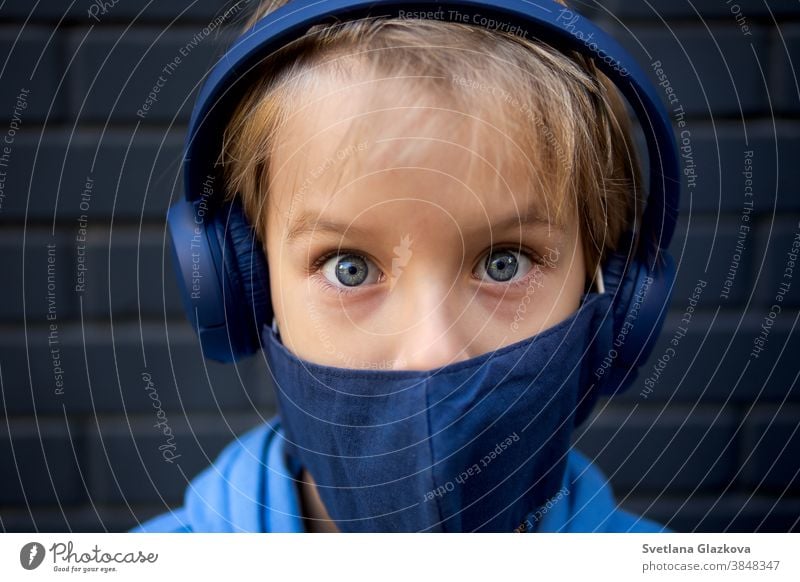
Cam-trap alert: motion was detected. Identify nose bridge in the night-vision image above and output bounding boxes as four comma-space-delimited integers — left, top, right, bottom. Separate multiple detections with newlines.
392, 274, 469, 371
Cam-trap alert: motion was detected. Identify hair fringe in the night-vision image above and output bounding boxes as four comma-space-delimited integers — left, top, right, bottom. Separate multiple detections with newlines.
218, 0, 644, 283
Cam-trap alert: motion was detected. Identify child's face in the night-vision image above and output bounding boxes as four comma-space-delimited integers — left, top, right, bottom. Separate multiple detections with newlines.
264, 78, 587, 370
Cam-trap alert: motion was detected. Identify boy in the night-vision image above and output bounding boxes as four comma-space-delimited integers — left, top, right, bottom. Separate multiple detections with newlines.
134, 0, 673, 533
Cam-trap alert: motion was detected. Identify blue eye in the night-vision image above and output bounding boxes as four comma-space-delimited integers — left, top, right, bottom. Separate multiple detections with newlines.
320, 252, 381, 287
476, 248, 533, 283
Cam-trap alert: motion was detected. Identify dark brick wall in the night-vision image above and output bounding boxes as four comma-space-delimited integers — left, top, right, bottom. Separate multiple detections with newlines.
0, 0, 797, 533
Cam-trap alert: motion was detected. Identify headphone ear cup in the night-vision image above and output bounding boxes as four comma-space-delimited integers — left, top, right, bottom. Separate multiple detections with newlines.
626, 251, 675, 368
601, 248, 631, 320
215, 198, 272, 358
597, 249, 676, 397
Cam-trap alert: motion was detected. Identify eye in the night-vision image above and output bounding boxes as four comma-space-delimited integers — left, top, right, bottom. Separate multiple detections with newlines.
319, 252, 381, 288
474, 248, 534, 284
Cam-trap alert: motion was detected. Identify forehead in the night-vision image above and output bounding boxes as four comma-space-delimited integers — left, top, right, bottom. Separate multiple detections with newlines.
267, 74, 571, 232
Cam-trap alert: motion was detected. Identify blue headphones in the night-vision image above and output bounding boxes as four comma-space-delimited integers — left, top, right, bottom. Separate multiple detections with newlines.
167, 0, 680, 396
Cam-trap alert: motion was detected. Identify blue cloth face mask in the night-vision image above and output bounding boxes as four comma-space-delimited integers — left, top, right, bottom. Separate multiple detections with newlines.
261, 291, 613, 532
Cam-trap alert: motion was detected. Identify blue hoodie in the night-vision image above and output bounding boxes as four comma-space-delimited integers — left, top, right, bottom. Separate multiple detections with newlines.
131, 415, 670, 533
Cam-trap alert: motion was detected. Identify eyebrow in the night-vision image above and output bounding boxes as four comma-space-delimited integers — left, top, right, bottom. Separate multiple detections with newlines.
284, 200, 564, 244
483, 208, 565, 236
285, 215, 374, 243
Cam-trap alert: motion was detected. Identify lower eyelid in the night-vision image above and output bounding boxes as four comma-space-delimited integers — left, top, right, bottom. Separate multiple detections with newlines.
508, 267, 544, 288
313, 273, 356, 296
312, 271, 382, 297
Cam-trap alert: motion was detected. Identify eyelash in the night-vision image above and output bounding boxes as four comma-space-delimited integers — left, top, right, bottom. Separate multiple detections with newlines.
307, 246, 547, 297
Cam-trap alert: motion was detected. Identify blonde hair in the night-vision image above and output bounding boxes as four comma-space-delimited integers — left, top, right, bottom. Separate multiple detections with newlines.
219, 0, 643, 285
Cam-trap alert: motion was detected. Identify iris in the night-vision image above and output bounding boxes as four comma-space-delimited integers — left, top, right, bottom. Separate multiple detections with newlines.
334, 254, 369, 286
485, 249, 519, 282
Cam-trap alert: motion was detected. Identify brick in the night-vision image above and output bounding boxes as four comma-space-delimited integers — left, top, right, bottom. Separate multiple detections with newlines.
741, 405, 800, 493
753, 124, 800, 212
67, 27, 234, 122
622, 495, 800, 532
754, 219, 800, 308
0, 0, 252, 24
0, 505, 148, 533
619, 311, 800, 404
668, 217, 755, 307
771, 24, 800, 114
671, 123, 743, 214
610, 25, 769, 116
635, 122, 799, 214
86, 414, 263, 504
574, 404, 738, 494
670, 122, 800, 214
79, 226, 184, 319
0, 419, 86, 505
600, 0, 800, 20
0, 129, 184, 221
0, 229, 75, 322
0, 26, 66, 121
0, 322, 276, 415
